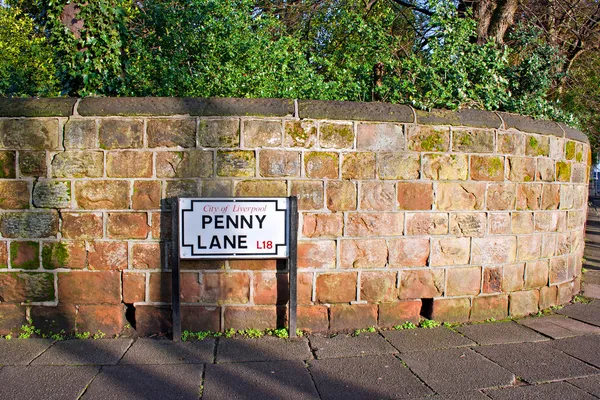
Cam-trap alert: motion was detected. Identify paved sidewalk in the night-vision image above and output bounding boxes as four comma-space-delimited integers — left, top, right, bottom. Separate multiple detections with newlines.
1, 302, 600, 399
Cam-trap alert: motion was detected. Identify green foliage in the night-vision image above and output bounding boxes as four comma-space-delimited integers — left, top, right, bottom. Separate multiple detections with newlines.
18, 319, 36, 339
420, 319, 441, 329
393, 321, 417, 330
266, 328, 289, 339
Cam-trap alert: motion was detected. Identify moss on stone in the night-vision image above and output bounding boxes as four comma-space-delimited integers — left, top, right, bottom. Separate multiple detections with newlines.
487, 157, 503, 176
287, 122, 310, 145
460, 134, 473, 146
576, 151, 583, 163
10, 241, 40, 270
524, 175, 532, 182
556, 161, 572, 181
42, 242, 69, 270
565, 141, 576, 160
420, 133, 445, 151
320, 123, 353, 145
529, 136, 538, 148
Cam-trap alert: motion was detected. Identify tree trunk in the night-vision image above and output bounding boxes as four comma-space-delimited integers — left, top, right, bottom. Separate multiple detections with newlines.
488, 0, 519, 44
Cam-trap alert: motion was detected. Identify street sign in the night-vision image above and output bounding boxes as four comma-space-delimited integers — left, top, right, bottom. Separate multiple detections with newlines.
179, 198, 289, 259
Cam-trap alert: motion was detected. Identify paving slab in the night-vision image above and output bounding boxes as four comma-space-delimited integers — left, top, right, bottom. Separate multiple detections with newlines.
309, 333, 397, 359
400, 347, 515, 394
518, 315, 600, 339
556, 302, 600, 327
485, 381, 596, 399
308, 354, 433, 400
381, 327, 474, 352
548, 335, 600, 368
82, 364, 203, 400
567, 375, 600, 397
204, 361, 318, 400
119, 338, 214, 364
456, 321, 547, 345
0, 365, 99, 400
216, 336, 312, 363
0, 339, 54, 365
31, 339, 133, 365
428, 392, 490, 400
475, 342, 599, 383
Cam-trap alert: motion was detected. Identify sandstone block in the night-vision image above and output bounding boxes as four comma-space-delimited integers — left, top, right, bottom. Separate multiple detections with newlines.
132, 181, 161, 210
512, 212, 534, 234
560, 186, 574, 210
436, 182, 485, 211
304, 152, 338, 178
345, 212, 403, 237
342, 152, 375, 179
470, 295, 508, 321
303, 213, 343, 238
0, 181, 29, 209
549, 256, 568, 284
156, 151, 213, 178
555, 161, 571, 182
399, 269, 444, 299
497, 132, 525, 155
378, 301, 421, 327
431, 298, 471, 323
357, 123, 404, 151
123, 272, 146, 303
198, 118, 240, 147
58, 271, 120, 304
99, 119, 143, 149
549, 137, 564, 160
360, 271, 397, 303
488, 213, 511, 234
147, 118, 196, 148
525, 135, 550, 157
0, 272, 54, 303
340, 239, 388, 269
135, 305, 172, 336
259, 150, 300, 177
106, 151, 153, 178
87, 241, 128, 270
422, 154, 468, 180
10, 241, 39, 269
557, 282, 573, 304
406, 212, 448, 235
51, 151, 103, 178
216, 150, 255, 177
297, 305, 329, 332
541, 184, 560, 210
470, 156, 504, 181
19, 151, 46, 177
326, 181, 356, 211
76, 304, 125, 335
486, 183, 516, 210
516, 183, 542, 210
452, 129, 494, 153
524, 260, 549, 289
32, 180, 70, 208
330, 304, 377, 332
517, 234, 542, 261
132, 243, 163, 270
430, 237, 471, 266
359, 181, 395, 211
0, 119, 59, 150
41, 241, 86, 269
298, 240, 336, 269
377, 153, 420, 179
539, 285, 558, 309
407, 125, 449, 152
224, 306, 280, 330
397, 182, 433, 210
319, 122, 354, 149
316, 272, 357, 303
0, 151, 16, 178
75, 180, 130, 209
284, 120, 317, 148
107, 212, 150, 239
182, 306, 221, 333
0, 304, 26, 335
507, 157, 535, 182
447, 267, 481, 296
450, 213, 486, 237
483, 267, 502, 293
502, 263, 525, 292
253, 272, 289, 305
536, 158, 555, 182
199, 272, 249, 304
388, 238, 429, 267
0, 241, 6, 268
555, 233, 571, 256
243, 119, 282, 147
571, 164, 587, 183
202, 180, 232, 197
471, 237, 516, 264
291, 181, 324, 210
0, 211, 58, 238
541, 234, 557, 258
235, 180, 287, 197
565, 141, 576, 160
60, 212, 103, 240
509, 290, 539, 318
64, 119, 97, 149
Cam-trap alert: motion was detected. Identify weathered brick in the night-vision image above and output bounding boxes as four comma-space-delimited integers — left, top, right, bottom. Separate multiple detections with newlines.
539, 285, 558, 309
397, 182, 433, 210
75, 180, 129, 209
512, 212, 534, 234
253, 272, 289, 305
326, 181, 356, 211
297, 272, 314, 304
399, 270, 444, 299
243, 119, 282, 147
431, 298, 471, 323
302, 213, 343, 238
377, 153, 420, 179
549, 137, 564, 160
132, 181, 161, 210
0, 241, 7, 268
330, 304, 377, 331
450, 213, 486, 237
560, 186, 574, 210
224, 306, 279, 330
216, 150, 255, 177
135, 305, 172, 336
470, 295, 508, 321
284, 120, 317, 148
319, 122, 354, 149
488, 213, 511, 234
342, 152, 375, 179
507, 157, 535, 182
388, 238, 429, 267
19, 151, 46, 177
0, 272, 54, 303
516, 183, 542, 210
340, 239, 388, 269
557, 281, 573, 304
555, 233, 571, 256
30, 305, 77, 335
41, 241, 86, 269
0, 304, 26, 335
32, 180, 70, 208
61, 213, 103, 239
0, 119, 59, 150
52, 151, 104, 178
164, 180, 199, 199
198, 118, 240, 147
346, 212, 403, 237
452, 129, 494, 153
123, 272, 146, 303
378, 301, 421, 327
64, 119, 97, 149
436, 182, 485, 211
357, 123, 404, 151
517, 234, 542, 261
555, 161, 571, 182
88, 241, 128, 271
58, 271, 120, 304
107, 212, 150, 239
236, 180, 287, 197
422, 154, 468, 180
99, 119, 143, 149
471, 237, 517, 264
406, 212, 448, 235
304, 152, 338, 179
360, 271, 397, 303
156, 151, 213, 178
10, 241, 39, 269
541, 234, 557, 258
549, 256, 568, 284
316, 272, 357, 303
407, 125, 449, 152
524, 260, 549, 289
447, 267, 481, 296
132, 243, 163, 269
182, 306, 221, 332
147, 118, 196, 148
470, 156, 504, 181
76, 304, 125, 335
502, 263, 525, 292
360, 181, 395, 211
199, 272, 250, 304
0, 181, 29, 209
483, 266, 502, 293
202, 180, 232, 197
291, 181, 324, 210
0, 151, 16, 178
509, 290, 539, 317
298, 241, 336, 269
525, 135, 550, 157
486, 183, 516, 210
541, 184, 560, 210
107, 151, 153, 178
298, 305, 329, 332
0, 211, 58, 238
149, 272, 200, 303
536, 158, 555, 182
259, 150, 300, 177
430, 238, 471, 266
571, 164, 587, 183
497, 132, 525, 155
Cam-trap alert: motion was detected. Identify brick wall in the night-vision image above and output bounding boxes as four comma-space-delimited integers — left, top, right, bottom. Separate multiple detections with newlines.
0, 98, 591, 335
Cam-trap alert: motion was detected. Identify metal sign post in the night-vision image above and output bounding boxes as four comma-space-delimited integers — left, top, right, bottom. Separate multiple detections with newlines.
172, 196, 298, 340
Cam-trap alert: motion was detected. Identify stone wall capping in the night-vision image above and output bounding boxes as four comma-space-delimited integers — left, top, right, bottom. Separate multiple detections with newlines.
557, 122, 589, 144
297, 100, 415, 123
0, 98, 77, 117
416, 108, 502, 129
498, 112, 566, 138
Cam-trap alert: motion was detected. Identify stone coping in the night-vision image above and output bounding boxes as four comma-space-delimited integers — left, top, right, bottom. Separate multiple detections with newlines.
0, 97, 589, 144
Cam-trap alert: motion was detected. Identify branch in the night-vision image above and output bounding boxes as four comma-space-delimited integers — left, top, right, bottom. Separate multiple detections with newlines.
388, 0, 434, 16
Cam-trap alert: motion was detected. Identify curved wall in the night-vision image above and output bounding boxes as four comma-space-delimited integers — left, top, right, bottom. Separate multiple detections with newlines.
0, 98, 590, 335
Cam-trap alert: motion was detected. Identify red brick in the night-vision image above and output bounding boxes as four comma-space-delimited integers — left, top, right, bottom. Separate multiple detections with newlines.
482, 267, 502, 293
181, 306, 221, 332
132, 243, 163, 269
107, 151, 152, 178
316, 272, 357, 303
132, 181, 161, 210
326, 181, 356, 211
87, 241, 128, 270
298, 241, 336, 269
228, 259, 276, 271
0, 241, 7, 268
340, 239, 387, 269
10, 241, 39, 269
30, 305, 77, 335
135, 305, 172, 336
151, 212, 172, 240
330, 304, 377, 332
378, 301, 421, 327
0, 304, 26, 335
224, 306, 281, 330
539, 286, 558, 309
446, 267, 481, 296
470, 295, 508, 322
509, 290, 539, 318
76, 305, 125, 335
58, 271, 120, 305
107, 212, 150, 239
359, 181, 395, 211
298, 272, 314, 305
399, 270, 444, 299
61, 213, 103, 240
298, 305, 329, 332
199, 272, 250, 304
0, 272, 54, 303
0, 181, 30, 209
431, 298, 471, 323
302, 213, 343, 238
123, 272, 146, 303
149, 272, 200, 303
345, 212, 403, 237
42, 241, 86, 270
75, 180, 130, 209
360, 271, 397, 303
397, 182, 433, 210
253, 272, 289, 305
